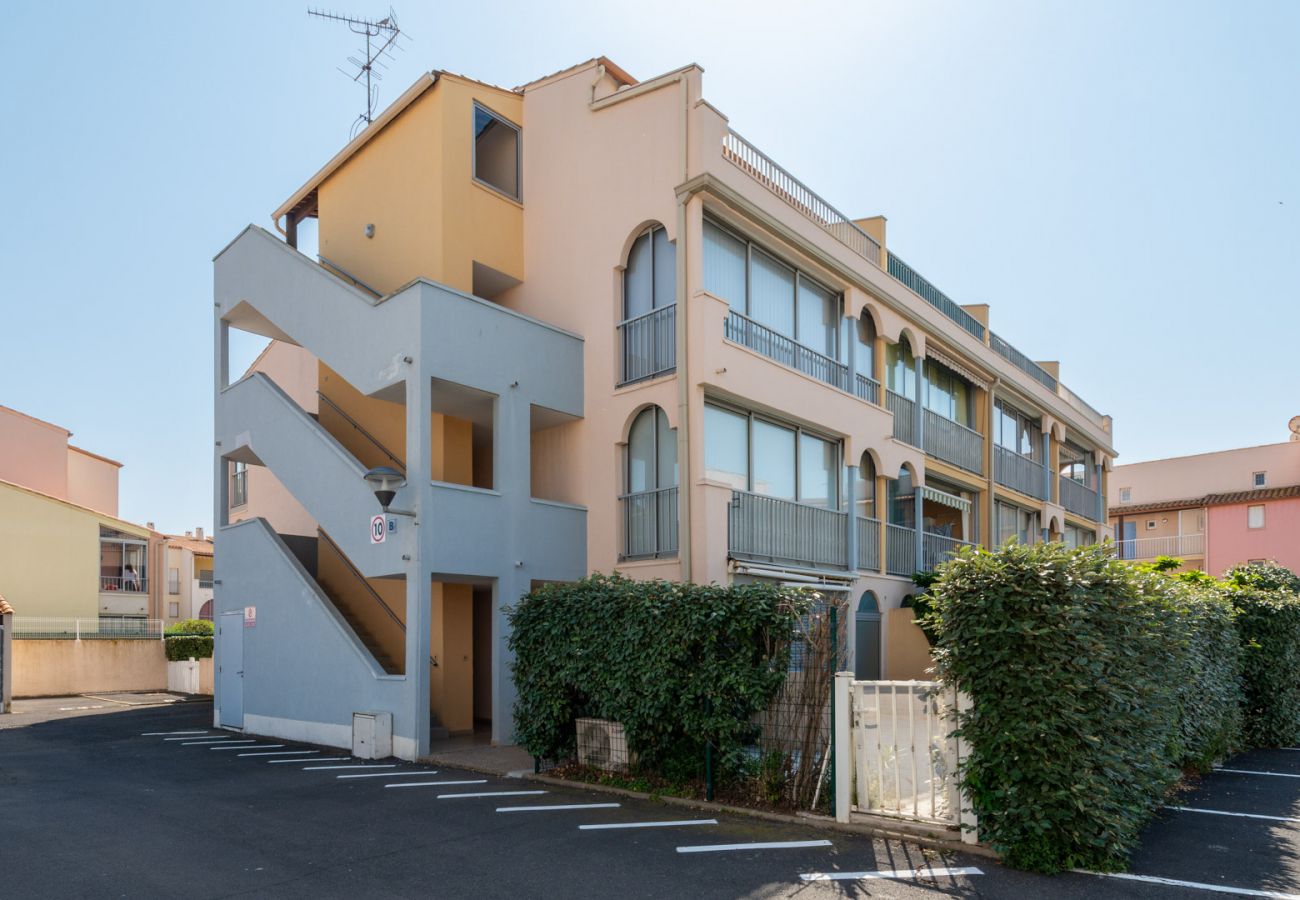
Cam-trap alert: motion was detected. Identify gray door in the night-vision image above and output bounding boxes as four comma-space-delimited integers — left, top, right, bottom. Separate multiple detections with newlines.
218, 611, 244, 728
854, 592, 882, 680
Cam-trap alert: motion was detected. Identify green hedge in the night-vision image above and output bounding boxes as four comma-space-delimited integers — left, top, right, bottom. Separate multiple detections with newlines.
928, 542, 1243, 873
507, 574, 809, 777
1226, 581, 1300, 748
166, 618, 214, 637
166, 635, 213, 661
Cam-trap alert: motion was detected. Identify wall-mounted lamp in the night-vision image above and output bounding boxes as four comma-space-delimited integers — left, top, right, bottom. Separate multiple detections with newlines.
363, 466, 415, 517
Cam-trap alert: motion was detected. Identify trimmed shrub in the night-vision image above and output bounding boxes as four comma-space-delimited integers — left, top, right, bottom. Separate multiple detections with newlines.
1227, 560, 1300, 593
165, 635, 213, 661
1227, 582, 1300, 748
508, 574, 811, 779
929, 542, 1242, 873
166, 618, 214, 636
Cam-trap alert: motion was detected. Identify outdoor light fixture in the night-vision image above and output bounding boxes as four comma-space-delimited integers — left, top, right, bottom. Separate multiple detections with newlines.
363, 466, 415, 517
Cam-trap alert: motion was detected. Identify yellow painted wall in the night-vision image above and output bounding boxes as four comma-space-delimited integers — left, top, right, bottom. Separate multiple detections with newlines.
13, 639, 166, 697
430, 581, 474, 734
884, 608, 934, 680
319, 363, 408, 470
316, 533, 408, 673
0, 481, 149, 619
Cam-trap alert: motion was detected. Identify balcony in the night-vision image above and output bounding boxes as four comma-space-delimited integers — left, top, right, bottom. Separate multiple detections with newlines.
1115, 533, 1206, 561
1059, 475, 1101, 521
618, 305, 676, 386
101, 575, 148, 593
724, 310, 850, 392
886, 390, 917, 446
922, 532, 975, 571
728, 490, 847, 570
995, 445, 1048, 500
885, 523, 916, 576
857, 516, 882, 572
922, 409, 984, 475
854, 372, 881, 406
887, 254, 986, 341
620, 487, 678, 560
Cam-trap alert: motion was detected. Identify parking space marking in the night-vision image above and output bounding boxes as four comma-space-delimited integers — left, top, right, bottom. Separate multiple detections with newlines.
497, 803, 621, 813
166, 736, 231, 742
1078, 871, 1300, 899
240, 750, 320, 757
437, 790, 548, 800
676, 840, 833, 854
801, 867, 984, 882
339, 770, 438, 779
268, 757, 350, 764
1166, 805, 1300, 824
301, 764, 396, 771
142, 731, 209, 736
212, 743, 284, 751
384, 780, 488, 789
1217, 768, 1300, 779
579, 819, 719, 831
181, 739, 257, 746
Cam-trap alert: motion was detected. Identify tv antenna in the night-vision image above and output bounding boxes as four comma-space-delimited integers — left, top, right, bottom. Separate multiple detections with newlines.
308, 7, 410, 138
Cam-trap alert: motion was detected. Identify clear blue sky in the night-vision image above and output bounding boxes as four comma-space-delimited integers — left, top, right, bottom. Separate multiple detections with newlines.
1, 1, 1296, 534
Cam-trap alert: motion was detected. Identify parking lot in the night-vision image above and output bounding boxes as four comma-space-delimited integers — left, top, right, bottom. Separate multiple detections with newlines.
2, 699, 1299, 898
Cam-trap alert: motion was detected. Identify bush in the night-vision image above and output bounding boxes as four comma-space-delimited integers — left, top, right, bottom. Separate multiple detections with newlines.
166, 618, 214, 636
1227, 583, 1300, 747
929, 542, 1242, 873
1227, 560, 1300, 593
165, 635, 213, 661
507, 574, 811, 781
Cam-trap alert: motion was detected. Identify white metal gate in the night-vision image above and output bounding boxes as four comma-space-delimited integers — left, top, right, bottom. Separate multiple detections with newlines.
834, 673, 976, 841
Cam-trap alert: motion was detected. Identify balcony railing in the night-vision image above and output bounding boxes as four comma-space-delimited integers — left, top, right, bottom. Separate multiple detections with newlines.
1058, 475, 1101, 521
721, 129, 883, 266
857, 516, 882, 572
885, 523, 916, 576
1115, 533, 1206, 561
101, 575, 148, 594
994, 446, 1048, 500
618, 305, 676, 386
886, 254, 986, 341
922, 408, 984, 474
989, 332, 1058, 392
886, 390, 917, 446
729, 490, 847, 570
725, 310, 850, 392
855, 372, 881, 406
197, 576, 214, 589
922, 532, 975, 571
620, 487, 679, 560
12, 617, 164, 640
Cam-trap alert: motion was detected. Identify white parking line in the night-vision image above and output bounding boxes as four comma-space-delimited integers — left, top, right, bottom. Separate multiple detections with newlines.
579, 819, 719, 831
239, 751, 321, 758
437, 790, 548, 800
1166, 805, 1300, 824
339, 771, 438, 780
166, 736, 231, 742
181, 740, 257, 746
1216, 768, 1300, 779
269, 758, 350, 764
142, 731, 208, 736
212, 744, 284, 751
497, 803, 621, 813
384, 780, 488, 789
677, 840, 833, 854
801, 867, 984, 882
301, 764, 396, 771
1077, 871, 1300, 899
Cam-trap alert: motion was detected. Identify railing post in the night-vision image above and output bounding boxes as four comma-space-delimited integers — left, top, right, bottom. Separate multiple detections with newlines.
834, 671, 853, 823
845, 465, 858, 572
913, 487, 924, 575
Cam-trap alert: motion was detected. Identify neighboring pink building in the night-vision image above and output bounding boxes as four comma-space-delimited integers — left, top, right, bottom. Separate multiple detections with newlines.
1108, 423, 1300, 575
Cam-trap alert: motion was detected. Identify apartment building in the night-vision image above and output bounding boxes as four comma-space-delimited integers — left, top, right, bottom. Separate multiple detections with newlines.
160, 531, 215, 622
213, 57, 1114, 758
0, 404, 163, 624
1109, 425, 1300, 574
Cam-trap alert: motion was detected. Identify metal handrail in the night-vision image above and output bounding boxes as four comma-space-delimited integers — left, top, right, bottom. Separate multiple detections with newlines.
922, 532, 975, 570
618, 304, 676, 386
989, 332, 1057, 391
1113, 533, 1206, 561
885, 390, 917, 446
619, 487, 679, 560
728, 490, 848, 570
885, 523, 916, 577
721, 129, 883, 265
886, 254, 986, 341
994, 445, 1048, 500
317, 391, 406, 474
855, 372, 881, 406
921, 408, 984, 475
1058, 475, 1101, 520
724, 309, 850, 392
857, 516, 882, 572
317, 254, 382, 297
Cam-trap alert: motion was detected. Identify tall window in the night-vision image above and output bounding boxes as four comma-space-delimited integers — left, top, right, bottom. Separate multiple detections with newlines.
624, 225, 675, 320
624, 406, 678, 559
231, 461, 248, 508
888, 467, 915, 528
923, 359, 971, 426
857, 453, 877, 519
100, 527, 148, 593
473, 103, 521, 200
885, 338, 918, 400
703, 402, 840, 508
702, 219, 841, 358
1248, 505, 1265, 529
855, 315, 876, 380
1059, 442, 1090, 484
1063, 524, 1095, 548
993, 399, 1041, 460
996, 501, 1039, 545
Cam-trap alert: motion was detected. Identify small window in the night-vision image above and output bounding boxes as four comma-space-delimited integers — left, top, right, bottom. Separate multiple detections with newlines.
473, 103, 520, 200
167, 568, 180, 595
1119, 487, 1132, 503
1248, 504, 1265, 529
231, 461, 248, 508
168, 601, 180, 618
1146, 519, 1157, 530
1253, 471, 1267, 488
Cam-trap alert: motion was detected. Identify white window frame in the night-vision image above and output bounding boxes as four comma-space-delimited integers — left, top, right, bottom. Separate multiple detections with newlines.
471, 102, 522, 202
1119, 487, 1132, 503
1253, 471, 1267, 488
1247, 504, 1265, 529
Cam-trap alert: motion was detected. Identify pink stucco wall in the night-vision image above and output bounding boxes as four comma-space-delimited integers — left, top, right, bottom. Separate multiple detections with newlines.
0, 406, 70, 500
1207, 497, 1300, 576
66, 446, 120, 516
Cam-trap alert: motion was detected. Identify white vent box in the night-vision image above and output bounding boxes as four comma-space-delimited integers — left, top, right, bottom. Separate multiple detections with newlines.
352, 711, 393, 759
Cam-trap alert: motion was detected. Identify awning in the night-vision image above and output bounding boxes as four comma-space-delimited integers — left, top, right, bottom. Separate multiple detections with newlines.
731, 562, 855, 590
927, 346, 990, 391
919, 485, 972, 513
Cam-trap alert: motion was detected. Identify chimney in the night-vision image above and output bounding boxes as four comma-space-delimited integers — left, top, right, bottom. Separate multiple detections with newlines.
185, 531, 193, 538
196, 527, 205, 541
147, 521, 155, 531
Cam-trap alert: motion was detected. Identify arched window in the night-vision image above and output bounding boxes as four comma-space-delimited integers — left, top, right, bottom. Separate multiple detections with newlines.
855, 592, 882, 680
857, 453, 877, 520
885, 337, 917, 400
623, 406, 678, 559
889, 466, 915, 528
621, 226, 676, 385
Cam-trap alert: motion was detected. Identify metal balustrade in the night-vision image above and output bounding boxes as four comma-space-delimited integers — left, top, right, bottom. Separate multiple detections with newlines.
922, 409, 984, 474
885, 523, 916, 576
855, 372, 881, 405
886, 390, 917, 446
886, 254, 986, 341
728, 490, 848, 570
620, 487, 679, 560
721, 130, 883, 266
618, 305, 676, 386
922, 532, 975, 571
994, 445, 1048, 500
857, 516, 882, 572
100, 575, 148, 594
1114, 533, 1206, 561
989, 332, 1058, 391
12, 617, 164, 640
1058, 475, 1101, 521
724, 310, 850, 392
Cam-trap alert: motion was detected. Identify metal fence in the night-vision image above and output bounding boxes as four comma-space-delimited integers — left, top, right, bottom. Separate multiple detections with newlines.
885, 523, 916, 576
1114, 533, 1206, 561
922, 533, 974, 571
989, 332, 1057, 391
722, 129, 883, 266
886, 254, 986, 341
854, 372, 881, 406
994, 445, 1048, 500
100, 575, 148, 593
857, 516, 882, 572
725, 310, 850, 392
618, 304, 676, 386
11, 617, 165, 640
886, 390, 917, 446
1058, 475, 1101, 520
922, 409, 984, 474
620, 487, 679, 560
728, 491, 848, 570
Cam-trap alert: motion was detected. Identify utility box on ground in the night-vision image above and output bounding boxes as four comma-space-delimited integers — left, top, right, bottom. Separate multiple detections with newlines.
352, 711, 392, 759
